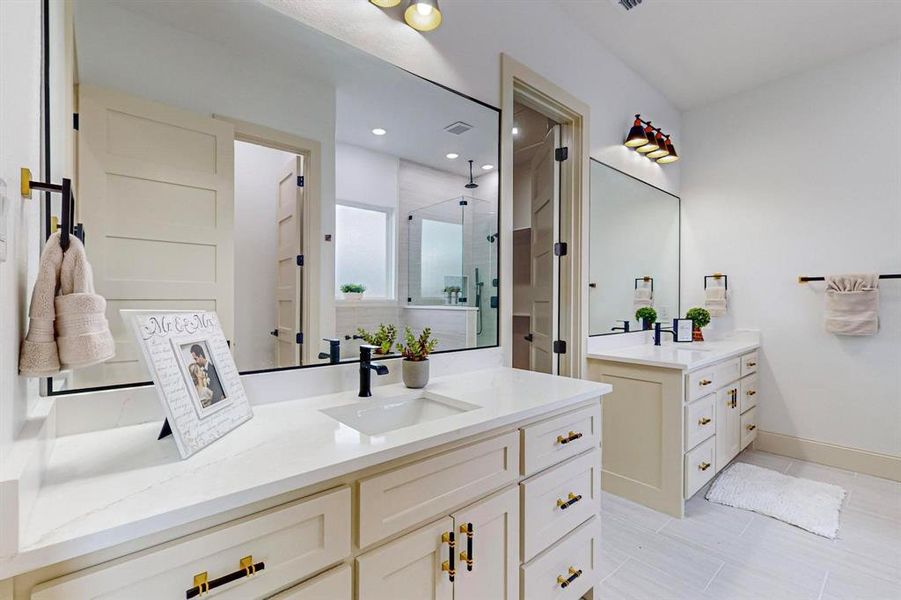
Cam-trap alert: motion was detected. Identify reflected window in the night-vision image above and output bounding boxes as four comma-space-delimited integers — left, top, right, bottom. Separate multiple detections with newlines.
335, 203, 393, 298
420, 219, 463, 298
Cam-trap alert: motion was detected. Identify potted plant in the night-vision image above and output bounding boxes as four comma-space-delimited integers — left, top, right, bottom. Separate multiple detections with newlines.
341, 283, 366, 301
635, 307, 658, 330
685, 307, 711, 342
443, 286, 454, 305
396, 327, 439, 388
356, 323, 397, 355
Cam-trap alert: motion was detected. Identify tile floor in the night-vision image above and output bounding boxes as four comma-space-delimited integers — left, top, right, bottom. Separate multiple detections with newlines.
595, 449, 901, 599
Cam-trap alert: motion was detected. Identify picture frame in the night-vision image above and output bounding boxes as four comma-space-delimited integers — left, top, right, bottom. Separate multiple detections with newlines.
123, 310, 253, 459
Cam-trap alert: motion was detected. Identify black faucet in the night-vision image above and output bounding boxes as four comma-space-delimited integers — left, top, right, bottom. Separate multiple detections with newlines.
611, 320, 631, 333
318, 338, 341, 364
654, 322, 677, 346
359, 344, 388, 397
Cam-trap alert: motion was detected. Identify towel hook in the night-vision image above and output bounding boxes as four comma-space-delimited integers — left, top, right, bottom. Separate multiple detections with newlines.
21, 167, 82, 251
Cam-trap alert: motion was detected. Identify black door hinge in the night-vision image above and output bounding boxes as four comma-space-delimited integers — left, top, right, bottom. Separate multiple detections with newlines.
296, 254, 304, 267
555, 146, 568, 162
296, 175, 304, 187
295, 332, 303, 345
553, 340, 567, 354
73, 113, 79, 130
554, 242, 567, 256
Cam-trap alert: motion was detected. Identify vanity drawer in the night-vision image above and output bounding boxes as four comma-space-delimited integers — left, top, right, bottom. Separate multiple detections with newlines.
521, 448, 600, 562
684, 394, 716, 451
358, 431, 518, 548
521, 516, 600, 600
741, 351, 759, 377
684, 436, 716, 499
740, 373, 759, 412
741, 406, 758, 450
687, 367, 717, 401
521, 403, 600, 477
31, 487, 352, 600
715, 357, 741, 388
269, 564, 352, 599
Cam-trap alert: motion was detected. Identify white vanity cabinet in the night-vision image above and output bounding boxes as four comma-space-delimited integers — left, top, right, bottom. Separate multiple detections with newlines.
588, 340, 760, 517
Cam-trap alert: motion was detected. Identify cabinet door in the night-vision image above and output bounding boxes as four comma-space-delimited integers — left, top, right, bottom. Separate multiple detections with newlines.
452, 486, 520, 600
715, 384, 741, 471
269, 564, 352, 599
357, 517, 453, 600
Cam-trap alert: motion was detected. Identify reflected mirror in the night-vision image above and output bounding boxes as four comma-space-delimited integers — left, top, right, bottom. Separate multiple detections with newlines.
55, 1, 499, 392
588, 161, 679, 335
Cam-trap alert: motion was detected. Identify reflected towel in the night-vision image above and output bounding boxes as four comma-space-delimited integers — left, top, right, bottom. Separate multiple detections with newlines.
19, 233, 64, 375
633, 286, 653, 309
824, 273, 879, 336
705, 285, 728, 317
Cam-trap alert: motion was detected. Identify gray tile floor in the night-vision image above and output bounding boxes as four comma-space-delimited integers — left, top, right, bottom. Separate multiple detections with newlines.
595, 450, 901, 599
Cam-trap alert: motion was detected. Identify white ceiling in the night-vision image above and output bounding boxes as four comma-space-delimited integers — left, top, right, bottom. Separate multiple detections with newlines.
557, 0, 901, 110
75, 1, 498, 178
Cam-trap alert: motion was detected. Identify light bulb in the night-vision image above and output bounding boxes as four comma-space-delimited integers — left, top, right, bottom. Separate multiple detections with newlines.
415, 2, 432, 16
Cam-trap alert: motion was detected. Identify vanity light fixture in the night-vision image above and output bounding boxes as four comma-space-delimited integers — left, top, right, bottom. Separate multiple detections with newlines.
404, 0, 442, 32
624, 114, 648, 147
646, 131, 670, 159
369, 0, 402, 6
657, 138, 679, 163
636, 122, 660, 154
446, 152, 459, 159
481, 164, 494, 171
371, 127, 387, 136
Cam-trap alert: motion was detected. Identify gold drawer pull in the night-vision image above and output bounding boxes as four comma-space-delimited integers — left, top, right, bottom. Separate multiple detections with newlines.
747, 390, 757, 396
556, 492, 583, 510
557, 566, 582, 588
556, 431, 583, 445
699, 379, 713, 386
747, 424, 757, 431
698, 461, 711, 471
698, 417, 711, 426
187, 556, 264, 598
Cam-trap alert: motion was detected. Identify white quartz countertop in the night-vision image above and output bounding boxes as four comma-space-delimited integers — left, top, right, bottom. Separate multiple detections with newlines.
1, 367, 609, 577
586, 332, 760, 370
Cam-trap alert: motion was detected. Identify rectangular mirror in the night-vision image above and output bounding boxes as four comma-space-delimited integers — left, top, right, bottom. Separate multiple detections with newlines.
588, 161, 679, 335
53, 0, 499, 392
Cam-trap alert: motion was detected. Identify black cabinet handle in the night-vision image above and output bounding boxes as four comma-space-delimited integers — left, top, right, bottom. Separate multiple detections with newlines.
441, 531, 456, 582
556, 492, 582, 510
557, 567, 582, 589
556, 431, 583, 445
459, 522, 474, 571
186, 556, 264, 599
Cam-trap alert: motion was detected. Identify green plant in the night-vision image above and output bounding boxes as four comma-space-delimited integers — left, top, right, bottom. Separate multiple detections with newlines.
635, 306, 658, 323
685, 307, 711, 329
341, 283, 366, 294
396, 327, 439, 361
443, 286, 461, 294
357, 323, 397, 354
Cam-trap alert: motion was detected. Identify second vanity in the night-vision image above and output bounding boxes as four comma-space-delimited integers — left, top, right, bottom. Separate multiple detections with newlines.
586, 332, 760, 518
1, 368, 609, 600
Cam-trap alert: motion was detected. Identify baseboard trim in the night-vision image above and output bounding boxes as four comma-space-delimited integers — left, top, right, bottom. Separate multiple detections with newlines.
755, 431, 901, 482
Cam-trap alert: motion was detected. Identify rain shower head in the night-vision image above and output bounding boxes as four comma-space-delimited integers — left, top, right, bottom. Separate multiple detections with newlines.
465, 159, 479, 189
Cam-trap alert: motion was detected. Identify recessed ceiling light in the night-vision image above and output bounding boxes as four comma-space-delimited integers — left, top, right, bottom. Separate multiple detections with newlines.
481, 164, 494, 171
371, 128, 387, 136
446, 153, 459, 159
511, 126, 519, 136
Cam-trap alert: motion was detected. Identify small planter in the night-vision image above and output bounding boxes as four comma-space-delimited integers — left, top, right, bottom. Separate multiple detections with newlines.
692, 326, 705, 342
343, 292, 364, 301
642, 318, 654, 331
402, 359, 429, 389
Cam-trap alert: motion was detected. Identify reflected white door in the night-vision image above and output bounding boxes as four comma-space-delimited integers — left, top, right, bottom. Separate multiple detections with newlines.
529, 125, 560, 374
76, 84, 234, 387
275, 156, 304, 367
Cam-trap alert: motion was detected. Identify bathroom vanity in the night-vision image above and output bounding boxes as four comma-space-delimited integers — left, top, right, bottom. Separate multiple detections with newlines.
586, 332, 760, 518
0, 368, 608, 600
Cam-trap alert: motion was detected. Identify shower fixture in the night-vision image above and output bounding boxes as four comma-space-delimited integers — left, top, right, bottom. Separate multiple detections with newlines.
465, 160, 479, 189
486, 232, 498, 243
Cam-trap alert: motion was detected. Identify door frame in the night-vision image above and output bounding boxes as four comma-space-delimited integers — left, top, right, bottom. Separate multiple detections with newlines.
501, 54, 590, 378
215, 116, 322, 367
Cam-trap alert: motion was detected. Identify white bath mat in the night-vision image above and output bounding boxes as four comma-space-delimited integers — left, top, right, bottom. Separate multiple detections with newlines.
705, 462, 847, 538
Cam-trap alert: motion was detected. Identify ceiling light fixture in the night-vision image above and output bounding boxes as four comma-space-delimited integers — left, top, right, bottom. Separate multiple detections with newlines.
369, 0, 401, 7
481, 164, 494, 171
446, 152, 459, 159
465, 160, 479, 189
404, 0, 442, 32
371, 128, 387, 136
624, 114, 648, 147
646, 131, 670, 159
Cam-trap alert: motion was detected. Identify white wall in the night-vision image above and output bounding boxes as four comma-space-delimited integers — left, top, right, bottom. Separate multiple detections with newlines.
264, 0, 682, 196
681, 41, 901, 457
336, 143, 399, 210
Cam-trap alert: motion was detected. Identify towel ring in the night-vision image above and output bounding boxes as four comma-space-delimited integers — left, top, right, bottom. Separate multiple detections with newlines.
704, 274, 728, 290
634, 277, 654, 293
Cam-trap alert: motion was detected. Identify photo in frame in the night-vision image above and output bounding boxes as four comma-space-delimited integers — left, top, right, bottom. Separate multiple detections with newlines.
123, 310, 253, 459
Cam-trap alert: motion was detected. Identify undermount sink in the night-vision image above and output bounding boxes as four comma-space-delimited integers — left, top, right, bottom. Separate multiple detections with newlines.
320, 391, 480, 436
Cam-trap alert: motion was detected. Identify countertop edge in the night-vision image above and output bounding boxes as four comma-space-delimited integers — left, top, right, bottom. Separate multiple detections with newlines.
586, 341, 760, 371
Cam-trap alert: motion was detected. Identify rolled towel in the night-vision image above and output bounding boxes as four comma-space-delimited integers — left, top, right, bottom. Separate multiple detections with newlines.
705, 285, 728, 317
55, 235, 115, 369
824, 273, 879, 336
19, 233, 64, 376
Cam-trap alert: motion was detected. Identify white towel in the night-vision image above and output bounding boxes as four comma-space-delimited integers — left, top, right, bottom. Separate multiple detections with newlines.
705, 285, 728, 317
824, 273, 879, 336
19, 233, 64, 375
633, 286, 653, 309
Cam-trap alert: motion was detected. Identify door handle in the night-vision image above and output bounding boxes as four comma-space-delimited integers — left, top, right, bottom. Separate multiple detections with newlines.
270, 329, 279, 337
524, 333, 534, 342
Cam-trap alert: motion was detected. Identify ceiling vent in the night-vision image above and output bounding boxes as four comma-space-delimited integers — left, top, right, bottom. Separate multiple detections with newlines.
444, 121, 473, 135
610, 0, 642, 11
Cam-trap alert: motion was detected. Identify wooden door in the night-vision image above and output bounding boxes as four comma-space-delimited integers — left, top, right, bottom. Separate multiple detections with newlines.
529, 126, 560, 374
275, 156, 304, 367
716, 384, 742, 470
452, 486, 519, 600
76, 84, 234, 387
357, 517, 454, 600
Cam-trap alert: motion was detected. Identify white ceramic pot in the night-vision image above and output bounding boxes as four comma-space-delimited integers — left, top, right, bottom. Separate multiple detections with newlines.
402, 359, 429, 389
343, 292, 363, 301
